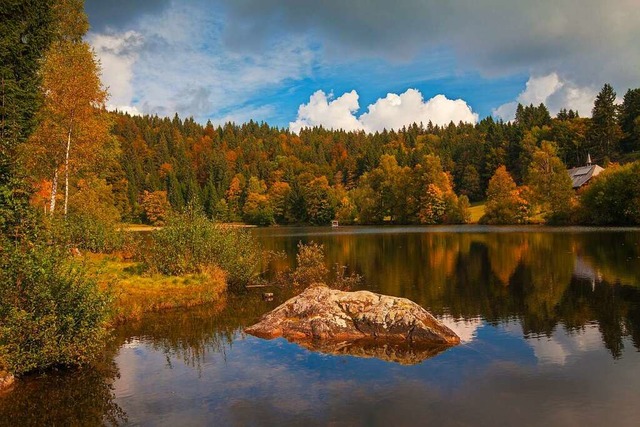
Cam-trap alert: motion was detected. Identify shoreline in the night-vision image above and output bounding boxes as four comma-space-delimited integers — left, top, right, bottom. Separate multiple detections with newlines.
119, 222, 257, 232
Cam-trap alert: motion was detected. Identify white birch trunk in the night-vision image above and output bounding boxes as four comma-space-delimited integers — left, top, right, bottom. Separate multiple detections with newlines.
63, 127, 71, 216
50, 167, 58, 214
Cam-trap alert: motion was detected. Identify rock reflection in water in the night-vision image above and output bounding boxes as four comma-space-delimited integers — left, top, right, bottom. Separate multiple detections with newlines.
255, 226, 640, 358
295, 339, 449, 365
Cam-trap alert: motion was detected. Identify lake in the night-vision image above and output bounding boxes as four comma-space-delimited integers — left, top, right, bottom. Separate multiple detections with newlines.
1, 226, 640, 426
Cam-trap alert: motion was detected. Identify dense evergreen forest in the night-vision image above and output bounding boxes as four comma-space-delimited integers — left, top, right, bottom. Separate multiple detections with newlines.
88, 89, 640, 226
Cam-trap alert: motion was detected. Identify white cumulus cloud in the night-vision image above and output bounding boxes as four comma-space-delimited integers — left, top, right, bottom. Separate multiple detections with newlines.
439, 316, 483, 343
290, 88, 478, 133
361, 89, 478, 132
88, 30, 144, 113
289, 90, 364, 133
493, 73, 598, 121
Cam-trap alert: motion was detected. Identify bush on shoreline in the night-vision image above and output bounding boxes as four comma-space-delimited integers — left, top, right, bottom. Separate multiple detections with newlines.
0, 239, 111, 376
578, 161, 640, 225
141, 210, 261, 289
288, 241, 362, 290
58, 213, 127, 253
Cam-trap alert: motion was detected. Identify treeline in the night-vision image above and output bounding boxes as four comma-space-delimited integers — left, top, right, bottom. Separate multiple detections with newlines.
99, 86, 640, 226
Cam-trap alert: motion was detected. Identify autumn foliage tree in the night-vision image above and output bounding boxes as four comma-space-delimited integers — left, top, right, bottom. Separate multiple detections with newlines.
481, 166, 531, 225
23, 0, 109, 217
415, 155, 469, 224
0, 0, 113, 377
93, 79, 640, 227
141, 190, 171, 226
526, 141, 575, 223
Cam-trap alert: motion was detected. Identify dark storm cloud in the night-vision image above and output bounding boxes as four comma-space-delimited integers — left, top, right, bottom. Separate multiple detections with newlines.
85, 0, 172, 31
217, 0, 640, 87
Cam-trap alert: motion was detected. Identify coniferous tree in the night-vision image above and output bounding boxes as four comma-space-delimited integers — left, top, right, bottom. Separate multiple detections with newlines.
515, 103, 551, 129
589, 83, 623, 161
0, 0, 54, 231
620, 88, 640, 153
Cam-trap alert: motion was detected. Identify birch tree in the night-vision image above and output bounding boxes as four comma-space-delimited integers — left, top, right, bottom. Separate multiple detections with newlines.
21, 0, 108, 216
26, 40, 108, 215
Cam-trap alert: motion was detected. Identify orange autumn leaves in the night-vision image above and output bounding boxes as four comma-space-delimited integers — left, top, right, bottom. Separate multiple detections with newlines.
21, 1, 111, 218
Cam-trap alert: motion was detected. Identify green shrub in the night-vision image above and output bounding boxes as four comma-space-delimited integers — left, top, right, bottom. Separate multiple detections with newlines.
60, 213, 126, 253
578, 162, 640, 225
141, 211, 261, 288
0, 238, 111, 375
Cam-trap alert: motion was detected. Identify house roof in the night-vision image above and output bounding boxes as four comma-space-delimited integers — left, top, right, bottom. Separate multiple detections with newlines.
567, 164, 604, 189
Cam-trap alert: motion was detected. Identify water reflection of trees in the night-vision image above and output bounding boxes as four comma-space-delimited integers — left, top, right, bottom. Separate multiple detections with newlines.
0, 346, 126, 426
114, 291, 292, 370
257, 228, 640, 358
0, 293, 285, 425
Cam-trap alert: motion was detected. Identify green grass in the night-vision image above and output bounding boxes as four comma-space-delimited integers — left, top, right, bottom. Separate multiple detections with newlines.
84, 254, 227, 324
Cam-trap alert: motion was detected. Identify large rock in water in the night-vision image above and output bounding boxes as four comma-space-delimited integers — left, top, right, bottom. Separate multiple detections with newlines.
245, 286, 460, 354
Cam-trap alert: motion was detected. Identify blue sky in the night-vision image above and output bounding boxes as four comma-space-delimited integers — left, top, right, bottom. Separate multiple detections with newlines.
85, 0, 640, 131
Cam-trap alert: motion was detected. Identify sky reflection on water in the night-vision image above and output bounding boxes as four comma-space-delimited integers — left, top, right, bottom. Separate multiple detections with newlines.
2, 227, 640, 426
111, 322, 640, 426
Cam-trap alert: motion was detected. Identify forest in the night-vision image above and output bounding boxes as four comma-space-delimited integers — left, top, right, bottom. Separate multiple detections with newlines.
3, 2, 640, 230
2, 0, 640, 380
61, 85, 640, 227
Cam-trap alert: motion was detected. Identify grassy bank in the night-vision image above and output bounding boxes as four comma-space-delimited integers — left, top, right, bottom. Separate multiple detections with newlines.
468, 203, 486, 223
85, 254, 227, 324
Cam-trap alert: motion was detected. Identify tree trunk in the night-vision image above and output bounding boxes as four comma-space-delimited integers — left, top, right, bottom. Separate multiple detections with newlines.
50, 167, 58, 214
63, 127, 71, 216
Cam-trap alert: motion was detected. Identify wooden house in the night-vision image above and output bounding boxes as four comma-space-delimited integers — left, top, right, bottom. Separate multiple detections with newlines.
567, 155, 604, 189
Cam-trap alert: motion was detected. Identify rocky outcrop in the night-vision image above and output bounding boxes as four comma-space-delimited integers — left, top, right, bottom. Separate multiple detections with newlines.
245, 285, 460, 351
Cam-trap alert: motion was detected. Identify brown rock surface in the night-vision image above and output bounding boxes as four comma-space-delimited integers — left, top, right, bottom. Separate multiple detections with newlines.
245, 285, 460, 350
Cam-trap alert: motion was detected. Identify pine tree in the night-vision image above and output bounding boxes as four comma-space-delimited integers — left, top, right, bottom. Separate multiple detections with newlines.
0, 0, 54, 231
589, 83, 623, 161
620, 88, 640, 153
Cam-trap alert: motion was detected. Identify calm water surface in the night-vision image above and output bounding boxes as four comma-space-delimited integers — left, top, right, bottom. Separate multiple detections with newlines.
2, 226, 640, 426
